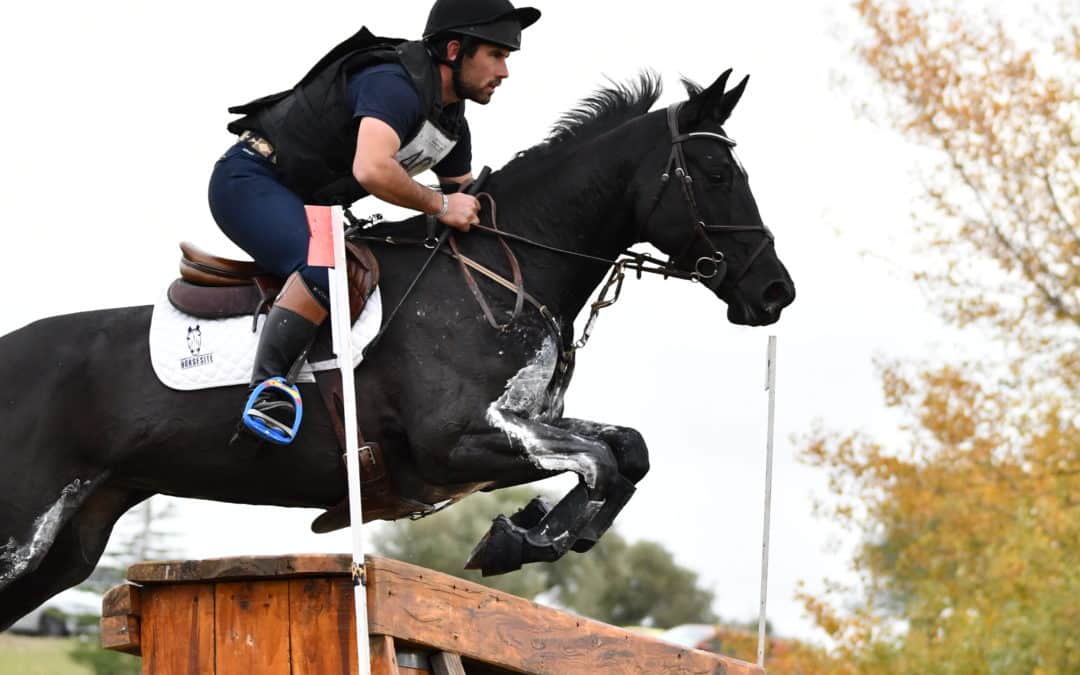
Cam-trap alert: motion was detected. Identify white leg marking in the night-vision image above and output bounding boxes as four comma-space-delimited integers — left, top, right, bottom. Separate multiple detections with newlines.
486, 338, 600, 488
0, 479, 86, 585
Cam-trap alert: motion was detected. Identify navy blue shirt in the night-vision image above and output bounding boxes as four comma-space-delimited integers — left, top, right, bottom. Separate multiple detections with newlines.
346, 63, 471, 178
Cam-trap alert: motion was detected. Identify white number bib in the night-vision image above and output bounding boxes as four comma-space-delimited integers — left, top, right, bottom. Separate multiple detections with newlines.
395, 121, 457, 176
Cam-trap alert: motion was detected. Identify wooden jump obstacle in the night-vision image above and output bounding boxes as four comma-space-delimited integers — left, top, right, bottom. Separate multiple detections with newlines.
101, 554, 763, 674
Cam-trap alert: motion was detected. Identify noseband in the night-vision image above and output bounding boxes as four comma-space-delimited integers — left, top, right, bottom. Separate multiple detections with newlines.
648, 102, 775, 286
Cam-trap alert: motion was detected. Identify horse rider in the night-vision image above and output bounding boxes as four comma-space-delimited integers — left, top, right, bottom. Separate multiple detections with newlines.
208, 0, 541, 444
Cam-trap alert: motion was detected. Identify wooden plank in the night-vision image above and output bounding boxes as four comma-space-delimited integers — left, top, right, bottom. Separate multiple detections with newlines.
100, 615, 141, 655
214, 580, 291, 675
370, 634, 400, 675
129, 554, 351, 584
102, 584, 141, 618
367, 557, 764, 675
140, 583, 214, 675
289, 576, 357, 675
431, 652, 467, 675
100, 584, 142, 656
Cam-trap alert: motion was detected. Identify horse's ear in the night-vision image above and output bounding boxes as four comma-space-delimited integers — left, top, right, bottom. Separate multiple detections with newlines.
680, 69, 748, 126
716, 74, 749, 122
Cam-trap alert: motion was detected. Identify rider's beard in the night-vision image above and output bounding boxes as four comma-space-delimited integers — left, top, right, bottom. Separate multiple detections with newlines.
454, 67, 498, 105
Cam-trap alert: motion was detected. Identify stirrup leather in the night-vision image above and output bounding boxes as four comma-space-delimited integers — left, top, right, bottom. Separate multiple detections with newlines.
242, 377, 303, 445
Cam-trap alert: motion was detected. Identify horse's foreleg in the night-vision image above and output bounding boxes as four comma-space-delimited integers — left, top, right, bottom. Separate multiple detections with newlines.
553, 419, 649, 552
438, 410, 625, 576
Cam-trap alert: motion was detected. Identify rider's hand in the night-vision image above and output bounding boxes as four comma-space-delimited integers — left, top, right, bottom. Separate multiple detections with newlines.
439, 193, 480, 232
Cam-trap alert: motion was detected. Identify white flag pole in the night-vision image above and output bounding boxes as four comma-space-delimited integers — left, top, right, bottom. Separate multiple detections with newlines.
757, 335, 777, 668
328, 205, 371, 675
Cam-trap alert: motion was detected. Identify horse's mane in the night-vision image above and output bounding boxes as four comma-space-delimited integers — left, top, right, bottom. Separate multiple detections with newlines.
500, 71, 664, 177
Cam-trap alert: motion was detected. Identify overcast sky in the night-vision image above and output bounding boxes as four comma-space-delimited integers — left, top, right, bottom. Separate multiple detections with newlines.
0, 0, 997, 644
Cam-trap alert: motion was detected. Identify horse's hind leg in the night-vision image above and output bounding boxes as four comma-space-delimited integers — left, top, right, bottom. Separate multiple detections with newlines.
0, 473, 110, 594
0, 479, 147, 631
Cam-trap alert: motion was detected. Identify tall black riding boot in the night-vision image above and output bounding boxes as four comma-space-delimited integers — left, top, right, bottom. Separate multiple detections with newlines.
241, 272, 328, 444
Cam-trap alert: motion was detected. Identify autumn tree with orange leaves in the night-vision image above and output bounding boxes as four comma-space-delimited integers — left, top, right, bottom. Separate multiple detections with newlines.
800, 2, 1078, 674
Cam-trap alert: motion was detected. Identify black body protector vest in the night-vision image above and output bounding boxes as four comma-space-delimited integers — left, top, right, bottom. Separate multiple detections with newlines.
226, 28, 462, 206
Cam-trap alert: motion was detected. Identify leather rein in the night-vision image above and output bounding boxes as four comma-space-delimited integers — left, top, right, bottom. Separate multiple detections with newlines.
354, 102, 774, 355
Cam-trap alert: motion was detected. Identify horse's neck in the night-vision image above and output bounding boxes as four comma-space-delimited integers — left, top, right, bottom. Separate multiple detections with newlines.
498, 120, 654, 321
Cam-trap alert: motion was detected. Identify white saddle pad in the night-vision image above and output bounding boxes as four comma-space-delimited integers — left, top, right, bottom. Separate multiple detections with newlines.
149, 288, 382, 391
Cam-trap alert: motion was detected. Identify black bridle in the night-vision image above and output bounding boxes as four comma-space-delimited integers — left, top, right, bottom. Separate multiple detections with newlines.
356, 100, 778, 354
645, 102, 775, 286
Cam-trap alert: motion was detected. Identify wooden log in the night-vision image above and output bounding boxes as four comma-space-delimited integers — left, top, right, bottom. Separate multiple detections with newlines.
127, 554, 352, 584
366, 557, 763, 675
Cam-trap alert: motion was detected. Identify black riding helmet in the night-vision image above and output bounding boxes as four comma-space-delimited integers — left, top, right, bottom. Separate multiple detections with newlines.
424, 0, 541, 52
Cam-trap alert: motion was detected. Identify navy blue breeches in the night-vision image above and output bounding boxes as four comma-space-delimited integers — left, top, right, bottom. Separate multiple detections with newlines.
208, 143, 331, 307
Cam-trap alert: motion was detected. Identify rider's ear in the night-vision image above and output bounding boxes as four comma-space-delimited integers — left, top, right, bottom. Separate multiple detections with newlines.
446, 39, 462, 61
680, 69, 748, 127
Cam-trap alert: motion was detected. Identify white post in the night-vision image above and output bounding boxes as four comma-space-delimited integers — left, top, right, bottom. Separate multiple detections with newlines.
328, 205, 371, 675
757, 335, 777, 668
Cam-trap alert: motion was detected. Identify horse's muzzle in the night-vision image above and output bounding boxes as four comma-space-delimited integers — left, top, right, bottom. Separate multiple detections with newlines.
723, 277, 795, 326
761, 278, 796, 316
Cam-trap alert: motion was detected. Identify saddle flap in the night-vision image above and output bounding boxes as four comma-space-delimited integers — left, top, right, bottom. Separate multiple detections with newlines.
167, 279, 277, 319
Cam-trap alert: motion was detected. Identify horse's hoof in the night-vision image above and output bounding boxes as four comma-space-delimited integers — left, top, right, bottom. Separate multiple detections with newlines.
521, 530, 564, 564
464, 515, 524, 576
509, 496, 551, 530
571, 537, 598, 553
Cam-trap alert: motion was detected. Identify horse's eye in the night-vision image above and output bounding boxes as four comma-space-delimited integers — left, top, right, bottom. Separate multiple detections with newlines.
707, 166, 733, 185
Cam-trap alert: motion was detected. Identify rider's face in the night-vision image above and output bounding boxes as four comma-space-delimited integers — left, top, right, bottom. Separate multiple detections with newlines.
454, 42, 511, 105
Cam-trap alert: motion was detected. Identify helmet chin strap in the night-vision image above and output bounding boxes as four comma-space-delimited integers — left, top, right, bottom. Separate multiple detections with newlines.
428, 40, 469, 101
450, 57, 467, 100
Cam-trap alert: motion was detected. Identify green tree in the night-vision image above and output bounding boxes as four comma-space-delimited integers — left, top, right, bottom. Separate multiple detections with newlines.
373, 487, 717, 627
800, 2, 1079, 674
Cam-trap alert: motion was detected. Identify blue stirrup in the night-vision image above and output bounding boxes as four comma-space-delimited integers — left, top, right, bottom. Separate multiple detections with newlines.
241, 377, 303, 445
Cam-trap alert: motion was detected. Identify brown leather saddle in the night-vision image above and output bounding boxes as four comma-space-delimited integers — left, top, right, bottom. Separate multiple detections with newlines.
166, 241, 432, 524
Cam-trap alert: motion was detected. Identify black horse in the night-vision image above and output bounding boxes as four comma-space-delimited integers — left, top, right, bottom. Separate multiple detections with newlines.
0, 70, 794, 629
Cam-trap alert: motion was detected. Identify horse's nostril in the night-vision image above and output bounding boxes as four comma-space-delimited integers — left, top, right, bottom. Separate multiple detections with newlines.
762, 280, 794, 308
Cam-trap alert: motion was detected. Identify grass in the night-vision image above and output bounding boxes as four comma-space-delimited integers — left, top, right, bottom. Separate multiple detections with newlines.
0, 633, 140, 675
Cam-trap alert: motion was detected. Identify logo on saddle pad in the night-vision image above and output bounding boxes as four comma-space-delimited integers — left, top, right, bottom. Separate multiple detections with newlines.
181, 325, 213, 370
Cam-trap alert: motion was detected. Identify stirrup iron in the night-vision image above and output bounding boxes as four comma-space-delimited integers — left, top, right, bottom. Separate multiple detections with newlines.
242, 377, 303, 445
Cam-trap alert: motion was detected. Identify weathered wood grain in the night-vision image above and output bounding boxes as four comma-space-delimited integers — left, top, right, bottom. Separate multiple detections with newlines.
214, 580, 291, 675
370, 634, 400, 675
140, 583, 214, 675
367, 557, 762, 675
289, 577, 357, 675
100, 615, 141, 655
100, 584, 142, 656
128, 554, 351, 584
103, 554, 763, 674
101, 583, 141, 618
